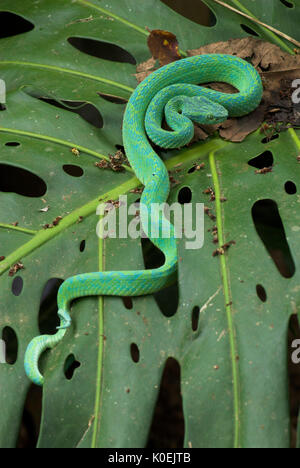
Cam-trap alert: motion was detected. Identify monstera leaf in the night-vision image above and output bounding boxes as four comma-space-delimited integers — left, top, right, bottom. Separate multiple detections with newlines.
1, 0, 300, 448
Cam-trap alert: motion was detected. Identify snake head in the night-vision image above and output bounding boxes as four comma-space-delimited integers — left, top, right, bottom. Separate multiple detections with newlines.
182, 96, 228, 125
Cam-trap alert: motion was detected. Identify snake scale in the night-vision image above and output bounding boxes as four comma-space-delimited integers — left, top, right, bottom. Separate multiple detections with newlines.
24, 54, 263, 386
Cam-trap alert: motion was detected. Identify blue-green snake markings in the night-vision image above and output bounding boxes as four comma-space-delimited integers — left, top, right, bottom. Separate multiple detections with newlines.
24, 54, 263, 386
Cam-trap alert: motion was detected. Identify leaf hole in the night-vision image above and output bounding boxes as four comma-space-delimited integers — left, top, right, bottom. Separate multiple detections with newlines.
192, 306, 200, 331
2, 326, 18, 364
252, 199, 296, 278
141, 237, 165, 270
147, 357, 184, 448
248, 150, 274, 169
12, 276, 23, 296
241, 23, 259, 36
115, 144, 125, 154
68, 37, 136, 64
160, 0, 216, 26
122, 297, 133, 310
39, 278, 64, 335
5, 142, 20, 147
280, 0, 294, 7
285, 181, 297, 195
178, 186, 192, 204
79, 240, 86, 252
0, 11, 34, 39
261, 134, 279, 144
16, 384, 42, 448
154, 279, 179, 318
256, 284, 267, 303
63, 164, 84, 178
0, 164, 47, 197
130, 343, 140, 363
64, 354, 81, 380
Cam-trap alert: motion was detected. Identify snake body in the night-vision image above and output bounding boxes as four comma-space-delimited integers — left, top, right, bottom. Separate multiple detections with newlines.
24, 54, 263, 386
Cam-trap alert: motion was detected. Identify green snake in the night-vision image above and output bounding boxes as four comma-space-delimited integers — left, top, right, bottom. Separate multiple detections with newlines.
24, 54, 263, 386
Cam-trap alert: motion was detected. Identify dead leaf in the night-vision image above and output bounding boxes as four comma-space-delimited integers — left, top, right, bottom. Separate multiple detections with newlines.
147, 29, 181, 66
135, 57, 157, 83
135, 29, 181, 84
136, 35, 300, 143
219, 107, 265, 142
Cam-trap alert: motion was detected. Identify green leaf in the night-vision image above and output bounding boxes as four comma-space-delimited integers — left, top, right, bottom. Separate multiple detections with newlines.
1, 0, 300, 449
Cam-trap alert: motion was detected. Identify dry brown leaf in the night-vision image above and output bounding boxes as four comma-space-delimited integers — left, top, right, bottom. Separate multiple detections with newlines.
135, 30, 181, 84
147, 29, 181, 66
136, 35, 300, 143
135, 57, 157, 84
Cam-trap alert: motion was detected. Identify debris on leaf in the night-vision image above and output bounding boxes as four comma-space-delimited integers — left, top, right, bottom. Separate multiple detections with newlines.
43, 216, 63, 229
204, 206, 216, 222
52, 216, 62, 226
95, 160, 109, 170
71, 148, 80, 156
203, 187, 215, 201
255, 166, 273, 174
213, 240, 236, 257
104, 199, 121, 212
210, 226, 219, 244
77, 216, 84, 223
191, 162, 205, 172
39, 206, 50, 213
11, 222, 19, 227
9, 262, 24, 277
0, 256, 5, 262
67, 15, 94, 26
95, 150, 129, 172
169, 171, 179, 186
130, 187, 144, 194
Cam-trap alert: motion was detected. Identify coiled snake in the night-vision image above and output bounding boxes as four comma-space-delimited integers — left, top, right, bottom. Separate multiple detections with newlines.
24, 54, 263, 385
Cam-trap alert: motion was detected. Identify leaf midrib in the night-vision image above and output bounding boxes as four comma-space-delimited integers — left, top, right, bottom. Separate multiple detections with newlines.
209, 150, 240, 448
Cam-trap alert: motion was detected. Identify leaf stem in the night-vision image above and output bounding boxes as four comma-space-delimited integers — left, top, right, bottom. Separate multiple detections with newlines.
209, 150, 240, 448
